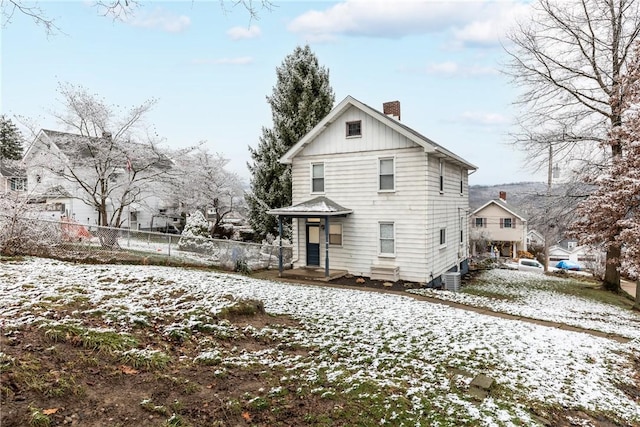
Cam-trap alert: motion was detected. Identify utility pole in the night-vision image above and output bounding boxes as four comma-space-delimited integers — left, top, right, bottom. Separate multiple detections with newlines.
544, 143, 553, 272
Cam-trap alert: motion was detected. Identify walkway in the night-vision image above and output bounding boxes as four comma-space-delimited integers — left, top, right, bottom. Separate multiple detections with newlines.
253, 269, 633, 344
622, 279, 637, 298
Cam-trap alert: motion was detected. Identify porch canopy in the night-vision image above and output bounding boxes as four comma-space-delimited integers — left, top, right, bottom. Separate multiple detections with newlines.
267, 196, 353, 278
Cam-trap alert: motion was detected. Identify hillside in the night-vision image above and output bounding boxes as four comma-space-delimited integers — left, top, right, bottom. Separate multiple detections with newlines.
469, 182, 547, 211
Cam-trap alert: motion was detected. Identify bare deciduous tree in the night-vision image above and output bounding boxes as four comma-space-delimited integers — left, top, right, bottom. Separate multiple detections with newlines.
172, 146, 244, 239
27, 83, 181, 237
1, 0, 273, 36
505, 0, 640, 292
571, 42, 640, 285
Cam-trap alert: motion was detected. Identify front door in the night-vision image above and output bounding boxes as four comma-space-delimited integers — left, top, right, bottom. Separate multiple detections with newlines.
306, 224, 320, 266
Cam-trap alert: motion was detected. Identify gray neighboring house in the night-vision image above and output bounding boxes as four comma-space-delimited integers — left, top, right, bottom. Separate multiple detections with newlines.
0, 161, 26, 194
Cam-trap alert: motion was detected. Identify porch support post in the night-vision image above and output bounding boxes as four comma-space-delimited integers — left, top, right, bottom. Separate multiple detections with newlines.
278, 216, 283, 277
324, 215, 330, 278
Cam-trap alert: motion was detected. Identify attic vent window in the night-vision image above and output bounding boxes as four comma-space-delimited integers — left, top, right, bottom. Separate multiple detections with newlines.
346, 120, 362, 137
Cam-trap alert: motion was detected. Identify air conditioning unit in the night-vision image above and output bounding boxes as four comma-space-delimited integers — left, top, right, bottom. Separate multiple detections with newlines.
443, 272, 461, 292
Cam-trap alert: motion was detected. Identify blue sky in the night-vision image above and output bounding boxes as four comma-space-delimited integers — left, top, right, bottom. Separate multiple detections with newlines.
2, 0, 538, 186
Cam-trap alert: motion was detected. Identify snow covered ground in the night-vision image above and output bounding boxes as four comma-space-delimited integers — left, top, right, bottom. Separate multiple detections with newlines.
409, 269, 640, 340
2, 258, 639, 426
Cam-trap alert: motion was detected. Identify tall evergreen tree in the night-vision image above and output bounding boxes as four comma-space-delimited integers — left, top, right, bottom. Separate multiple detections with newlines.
0, 115, 24, 160
246, 45, 334, 239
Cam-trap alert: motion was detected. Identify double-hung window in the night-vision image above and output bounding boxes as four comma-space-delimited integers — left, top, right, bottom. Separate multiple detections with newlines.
10, 178, 26, 191
440, 228, 447, 246
379, 222, 395, 256
379, 158, 394, 191
501, 218, 513, 229
329, 224, 342, 246
311, 163, 324, 193
475, 218, 486, 228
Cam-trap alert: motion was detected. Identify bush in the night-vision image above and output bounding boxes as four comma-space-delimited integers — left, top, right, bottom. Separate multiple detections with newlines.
517, 250, 534, 259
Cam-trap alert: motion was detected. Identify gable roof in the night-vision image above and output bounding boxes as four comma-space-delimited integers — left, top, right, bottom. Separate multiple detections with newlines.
267, 196, 353, 217
472, 198, 527, 221
280, 96, 477, 170
0, 161, 25, 178
28, 129, 173, 170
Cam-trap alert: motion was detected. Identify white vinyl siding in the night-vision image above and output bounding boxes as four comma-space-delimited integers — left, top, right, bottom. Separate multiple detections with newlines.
298, 106, 418, 157
426, 155, 469, 278
289, 106, 472, 283
291, 146, 429, 281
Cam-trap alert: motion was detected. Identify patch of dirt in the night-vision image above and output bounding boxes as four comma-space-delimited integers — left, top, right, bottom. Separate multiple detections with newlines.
0, 311, 336, 427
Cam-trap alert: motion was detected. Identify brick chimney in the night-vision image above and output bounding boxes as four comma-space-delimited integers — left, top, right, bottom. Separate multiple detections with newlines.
499, 191, 507, 201
383, 101, 401, 121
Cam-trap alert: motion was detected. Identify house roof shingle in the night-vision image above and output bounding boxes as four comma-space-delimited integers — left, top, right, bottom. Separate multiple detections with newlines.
268, 196, 353, 217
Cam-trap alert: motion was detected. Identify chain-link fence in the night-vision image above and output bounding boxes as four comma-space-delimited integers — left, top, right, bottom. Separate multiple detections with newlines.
0, 214, 292, 271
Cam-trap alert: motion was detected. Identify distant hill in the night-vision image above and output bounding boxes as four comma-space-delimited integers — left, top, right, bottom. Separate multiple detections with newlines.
470, 182, 547, 211
470, 181, 589, 239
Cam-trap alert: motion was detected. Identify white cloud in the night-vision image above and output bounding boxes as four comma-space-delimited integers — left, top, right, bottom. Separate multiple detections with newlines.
287, 0, 530, 47
457, 111, 510, 126
451, 3, 530, 48
425, 61, 499, 77
126, 8, 191, 33
227, 25, 262, 40
191, 57, 254, 65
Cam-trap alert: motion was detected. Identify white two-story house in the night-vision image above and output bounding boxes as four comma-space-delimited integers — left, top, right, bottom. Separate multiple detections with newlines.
268, 96, 477, 286
23, 129, 179, 229
470, 192, 528, 258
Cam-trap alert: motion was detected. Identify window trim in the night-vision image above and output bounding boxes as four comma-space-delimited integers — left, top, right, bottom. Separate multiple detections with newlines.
378, 221, 396, 257
328, 223, 343, 247
346, 120, 362, 138
439, 159, 444, 193
460, 167, 464, 195
311, 162, 325, 194
378, 156, 396, 192
474, 217, 485, 228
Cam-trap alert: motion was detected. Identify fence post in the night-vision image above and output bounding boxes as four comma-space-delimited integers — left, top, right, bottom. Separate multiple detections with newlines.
168, 235, 172, 257
278, 216, 283, 276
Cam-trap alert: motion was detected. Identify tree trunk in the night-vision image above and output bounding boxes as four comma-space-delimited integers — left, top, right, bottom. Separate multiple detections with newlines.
634, 280, 640, 311
603, 244, 621, 292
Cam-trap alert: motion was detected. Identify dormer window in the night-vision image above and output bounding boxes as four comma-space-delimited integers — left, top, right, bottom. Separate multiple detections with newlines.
346, 120, 362, 137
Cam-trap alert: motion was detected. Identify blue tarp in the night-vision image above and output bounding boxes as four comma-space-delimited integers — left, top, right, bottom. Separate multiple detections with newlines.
555, 260, 582, 271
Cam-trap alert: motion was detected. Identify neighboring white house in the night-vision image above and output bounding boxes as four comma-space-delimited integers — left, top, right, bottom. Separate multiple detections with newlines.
526, 229, 545, 248
268, 96, 476, 286
470, 192, 528, 258
23, 129, 178, 229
